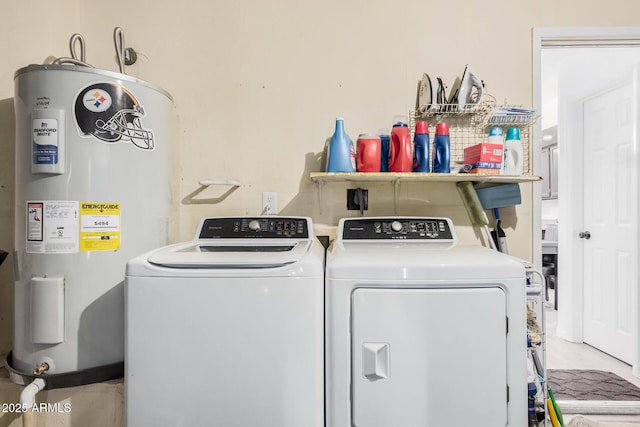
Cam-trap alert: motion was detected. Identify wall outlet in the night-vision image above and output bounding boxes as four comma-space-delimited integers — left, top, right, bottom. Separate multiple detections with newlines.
262, 192, 278, 215
347, 188, 368, 211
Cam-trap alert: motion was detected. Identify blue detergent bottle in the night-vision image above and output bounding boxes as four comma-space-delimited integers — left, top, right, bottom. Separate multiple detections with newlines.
379, 131, 390, 172
432, 122, 450, 173
412, 121, 430, 172
326, 117, 355, 172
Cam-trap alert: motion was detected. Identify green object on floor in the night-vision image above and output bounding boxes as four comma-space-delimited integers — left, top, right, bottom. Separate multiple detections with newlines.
548, 387, 565, 426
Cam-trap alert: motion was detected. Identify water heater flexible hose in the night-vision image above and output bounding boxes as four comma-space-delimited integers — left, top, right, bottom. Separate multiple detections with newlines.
20, 378, 46, 427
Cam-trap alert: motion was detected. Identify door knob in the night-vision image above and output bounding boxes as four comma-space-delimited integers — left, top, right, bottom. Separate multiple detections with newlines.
579, 231, 591, 240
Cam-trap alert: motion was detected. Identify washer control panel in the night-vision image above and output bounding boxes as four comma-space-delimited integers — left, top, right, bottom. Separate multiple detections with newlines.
198, 217, 309, 238
341, 217, 455, 241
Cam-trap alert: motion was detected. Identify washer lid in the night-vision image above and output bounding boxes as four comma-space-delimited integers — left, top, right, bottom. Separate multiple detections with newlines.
147, 239, 312, 268
326, 244, 525, 280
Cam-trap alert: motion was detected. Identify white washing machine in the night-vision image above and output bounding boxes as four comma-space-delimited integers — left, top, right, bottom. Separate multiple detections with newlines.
325, 217, 527, 427
125, 216, 324, 427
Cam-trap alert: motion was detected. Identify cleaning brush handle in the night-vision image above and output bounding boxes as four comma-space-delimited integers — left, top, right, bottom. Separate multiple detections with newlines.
484, 225, 498, 250
456, 182, 489, 227
456, 182, 497, 250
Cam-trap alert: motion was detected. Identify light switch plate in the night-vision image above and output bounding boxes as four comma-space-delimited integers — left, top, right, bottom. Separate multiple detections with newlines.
262, 192, 277, 215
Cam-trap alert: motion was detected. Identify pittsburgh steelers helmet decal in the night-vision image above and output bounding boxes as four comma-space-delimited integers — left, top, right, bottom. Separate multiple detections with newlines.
74, 82, 154, 150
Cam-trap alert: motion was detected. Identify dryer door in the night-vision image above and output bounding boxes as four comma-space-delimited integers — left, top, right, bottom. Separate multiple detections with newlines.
351, 287, 508, 427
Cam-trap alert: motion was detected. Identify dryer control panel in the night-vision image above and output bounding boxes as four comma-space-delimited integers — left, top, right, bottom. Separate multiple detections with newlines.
198, 217, 309, 238
341, 217, 455, 241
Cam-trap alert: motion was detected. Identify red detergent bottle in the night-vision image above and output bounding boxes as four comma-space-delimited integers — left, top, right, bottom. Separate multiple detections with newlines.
356, 134, 382, 172
389, 116, 412, 172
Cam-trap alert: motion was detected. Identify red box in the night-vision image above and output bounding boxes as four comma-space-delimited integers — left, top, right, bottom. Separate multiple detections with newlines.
464, 142, 503, 165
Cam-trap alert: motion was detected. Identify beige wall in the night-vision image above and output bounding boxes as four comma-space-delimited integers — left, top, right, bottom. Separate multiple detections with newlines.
1, 0, 639, 422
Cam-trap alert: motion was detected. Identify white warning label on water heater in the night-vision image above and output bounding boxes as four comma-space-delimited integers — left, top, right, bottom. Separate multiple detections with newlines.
26, 201, 79, 254
80, 202, 121, 251
32, 118, 59, 165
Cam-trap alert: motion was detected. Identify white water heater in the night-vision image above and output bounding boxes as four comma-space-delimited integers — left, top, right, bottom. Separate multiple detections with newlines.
9, 64, 174, 387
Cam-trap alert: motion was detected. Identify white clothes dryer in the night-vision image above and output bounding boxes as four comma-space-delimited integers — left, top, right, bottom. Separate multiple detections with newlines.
325, 217, 527, 427
125, 216, 324, 427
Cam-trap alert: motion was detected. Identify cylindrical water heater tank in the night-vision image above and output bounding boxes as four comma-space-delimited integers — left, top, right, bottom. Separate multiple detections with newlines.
9, 64, 174, 387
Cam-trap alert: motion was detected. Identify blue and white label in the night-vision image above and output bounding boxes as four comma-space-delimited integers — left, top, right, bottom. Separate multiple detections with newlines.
33, 118, 59, 165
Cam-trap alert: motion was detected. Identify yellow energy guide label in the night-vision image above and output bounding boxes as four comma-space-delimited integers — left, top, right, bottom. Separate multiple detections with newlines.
80, 202, 121, 251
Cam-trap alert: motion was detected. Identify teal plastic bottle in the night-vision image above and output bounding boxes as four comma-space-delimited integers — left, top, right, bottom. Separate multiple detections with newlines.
327, 117, 356, 172
503, 127, 524, 175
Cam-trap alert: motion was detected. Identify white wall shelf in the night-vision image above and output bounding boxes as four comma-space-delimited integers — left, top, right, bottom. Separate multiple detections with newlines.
310, 172, 540, 184
310, 172, 540, 213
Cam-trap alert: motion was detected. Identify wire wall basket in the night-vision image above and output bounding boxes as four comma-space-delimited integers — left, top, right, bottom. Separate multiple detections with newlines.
410, 94, 537, 174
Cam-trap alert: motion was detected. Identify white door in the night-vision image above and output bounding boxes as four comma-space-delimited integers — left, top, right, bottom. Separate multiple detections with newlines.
582, 79, 638, 363
351, 287, 507, 427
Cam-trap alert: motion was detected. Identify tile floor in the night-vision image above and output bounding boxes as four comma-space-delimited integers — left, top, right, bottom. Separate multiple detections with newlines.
544, 290, 640, 426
